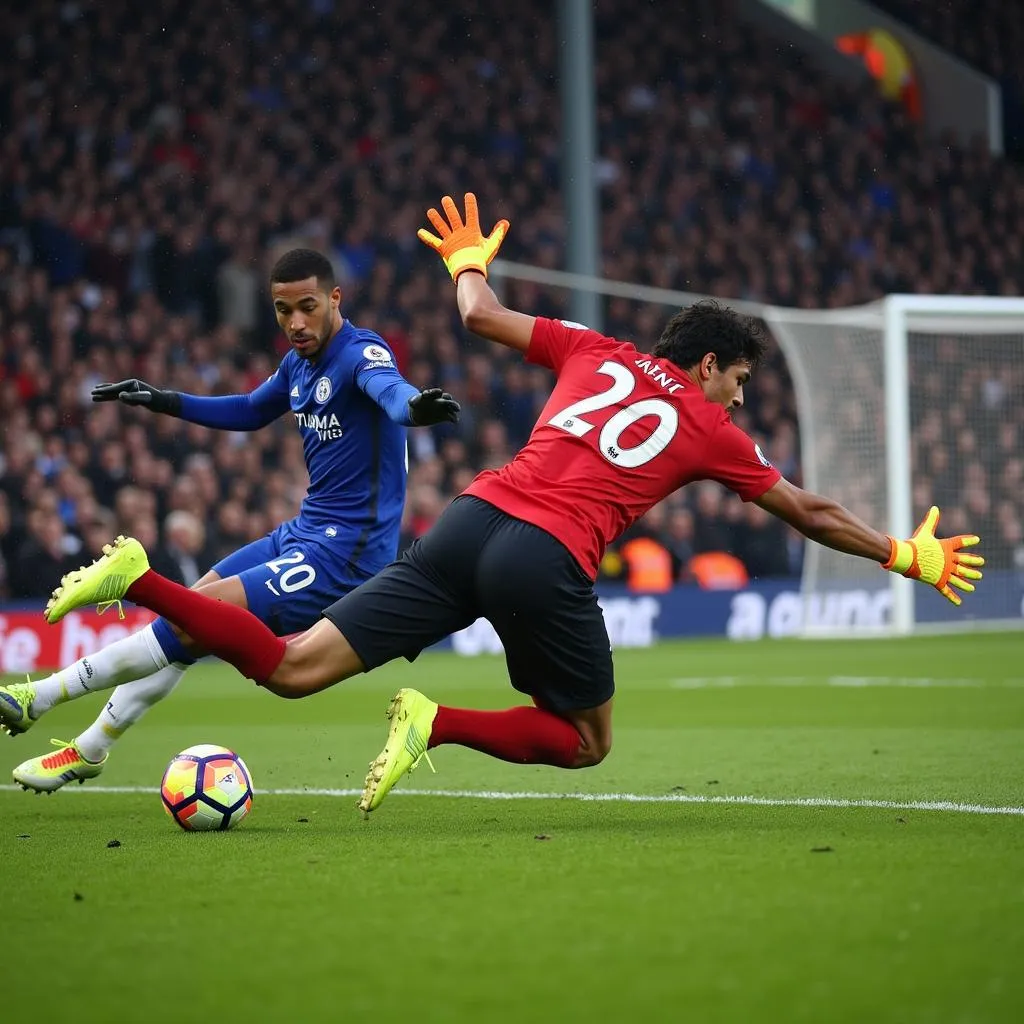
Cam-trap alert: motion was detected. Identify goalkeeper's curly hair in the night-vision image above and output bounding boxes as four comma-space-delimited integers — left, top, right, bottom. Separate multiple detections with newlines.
652, 299, 768, 372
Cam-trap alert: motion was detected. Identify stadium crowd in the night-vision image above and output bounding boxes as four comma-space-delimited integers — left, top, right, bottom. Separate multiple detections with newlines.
1, 0, 1022, 600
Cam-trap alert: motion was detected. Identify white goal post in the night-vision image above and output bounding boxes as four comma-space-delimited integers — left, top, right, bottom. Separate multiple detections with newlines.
490, 259, 1024, 636
765, 295, 1024, 636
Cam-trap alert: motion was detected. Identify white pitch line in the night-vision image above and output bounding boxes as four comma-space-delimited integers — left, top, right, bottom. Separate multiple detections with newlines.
1, 784, 1021, 817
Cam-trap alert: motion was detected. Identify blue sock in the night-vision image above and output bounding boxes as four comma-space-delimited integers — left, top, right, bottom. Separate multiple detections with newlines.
151, 617, 198, 666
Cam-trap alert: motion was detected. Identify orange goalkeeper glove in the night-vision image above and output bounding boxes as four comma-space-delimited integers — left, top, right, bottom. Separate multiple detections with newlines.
417, 193, 509, 281
882, 506, 984, 606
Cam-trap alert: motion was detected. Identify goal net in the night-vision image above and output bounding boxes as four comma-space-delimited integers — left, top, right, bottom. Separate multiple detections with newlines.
766, 296, 1024, 634
489, 260, 1024, 635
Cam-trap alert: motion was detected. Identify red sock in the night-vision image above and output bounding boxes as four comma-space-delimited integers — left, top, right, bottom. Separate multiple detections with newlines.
428, 705, 581, 768
127, 570, 286, 682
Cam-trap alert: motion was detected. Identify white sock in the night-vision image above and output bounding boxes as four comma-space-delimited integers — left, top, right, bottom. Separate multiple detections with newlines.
30, 624, 170, 717
74, 663, 188, 763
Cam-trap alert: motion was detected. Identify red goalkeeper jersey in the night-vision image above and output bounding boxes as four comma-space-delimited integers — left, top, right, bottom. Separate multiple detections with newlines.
464, 317, 781, 578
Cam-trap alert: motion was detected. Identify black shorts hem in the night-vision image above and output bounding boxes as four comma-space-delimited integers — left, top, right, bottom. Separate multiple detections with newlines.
320, 606, 378, 671
520, 680, 615, 713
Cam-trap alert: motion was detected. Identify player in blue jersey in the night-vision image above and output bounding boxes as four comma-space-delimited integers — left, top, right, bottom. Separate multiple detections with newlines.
0, 248, 459, 791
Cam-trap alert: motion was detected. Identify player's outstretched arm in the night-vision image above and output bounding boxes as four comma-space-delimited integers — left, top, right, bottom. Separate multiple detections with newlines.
417, 192, 535, 353
407, 387, 461, 426
456, 272, 536, 353
92, 379, 183, 416
756, 477, 984, 606
93, 374, 289, 431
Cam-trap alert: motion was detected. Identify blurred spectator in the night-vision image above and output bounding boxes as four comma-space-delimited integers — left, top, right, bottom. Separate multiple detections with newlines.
209, 501, 253, 566
620, 504, 674, 592
688, 551, 751, 591
0, 493, 14, 599
691, 484, 737, 554
150, 510, 209, 587
401, 484, 447, 552
620, 535, 674, 592
734, 503, 791, 580
8, 509, 82, 599
664, 508, 697, 582
217, 241, 262, 341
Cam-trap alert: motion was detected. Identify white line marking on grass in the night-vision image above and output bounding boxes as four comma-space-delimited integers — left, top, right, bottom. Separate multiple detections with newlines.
1, 784, 1021, 816
670, 676, 1024, 689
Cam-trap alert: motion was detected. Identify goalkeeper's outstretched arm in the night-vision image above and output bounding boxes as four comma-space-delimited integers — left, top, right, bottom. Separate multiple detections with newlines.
417, 192, 535, 353
756, 477, 984, 606
457, 272, 535, 354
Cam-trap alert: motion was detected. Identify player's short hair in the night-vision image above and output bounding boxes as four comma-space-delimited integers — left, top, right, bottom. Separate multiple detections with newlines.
652, 299, 767, 372
269, 248, 335, 291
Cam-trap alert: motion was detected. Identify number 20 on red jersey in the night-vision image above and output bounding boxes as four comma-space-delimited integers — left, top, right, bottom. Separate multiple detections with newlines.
546, 360, 680, 469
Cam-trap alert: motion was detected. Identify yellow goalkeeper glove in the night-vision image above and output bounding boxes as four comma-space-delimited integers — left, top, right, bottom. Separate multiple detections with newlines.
882, 506, 984, 606
417, 193, 509, 281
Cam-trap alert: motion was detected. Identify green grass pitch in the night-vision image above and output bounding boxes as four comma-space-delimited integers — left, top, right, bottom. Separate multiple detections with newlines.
4, 633, 1024, 1024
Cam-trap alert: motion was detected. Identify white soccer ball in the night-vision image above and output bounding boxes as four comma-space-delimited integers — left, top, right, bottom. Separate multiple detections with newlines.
160, 744, 254, 831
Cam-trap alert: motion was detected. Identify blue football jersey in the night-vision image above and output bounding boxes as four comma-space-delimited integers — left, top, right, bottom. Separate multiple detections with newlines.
258, 322, 410, 575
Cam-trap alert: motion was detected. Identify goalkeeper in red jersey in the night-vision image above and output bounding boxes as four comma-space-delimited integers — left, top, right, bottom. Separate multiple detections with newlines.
42, 194, 985, 817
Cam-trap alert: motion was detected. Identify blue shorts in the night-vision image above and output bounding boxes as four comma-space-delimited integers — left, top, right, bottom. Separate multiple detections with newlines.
212, 520, 375, 636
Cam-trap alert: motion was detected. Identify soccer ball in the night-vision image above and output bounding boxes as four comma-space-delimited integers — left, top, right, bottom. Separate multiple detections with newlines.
160, 744, 254, 831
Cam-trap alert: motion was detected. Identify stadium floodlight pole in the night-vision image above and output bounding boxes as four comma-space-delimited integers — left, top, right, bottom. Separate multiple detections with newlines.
558, 0, 603, 332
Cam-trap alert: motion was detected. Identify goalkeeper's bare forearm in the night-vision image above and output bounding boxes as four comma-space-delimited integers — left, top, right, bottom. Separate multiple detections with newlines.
456, 272, 535, 354
756, 478, 889, 561
757, 477, 983, 605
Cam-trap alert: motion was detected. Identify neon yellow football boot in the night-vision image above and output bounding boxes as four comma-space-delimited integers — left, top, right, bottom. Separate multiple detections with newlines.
358, 688, 438, 816
0, 679, 37, 736
44, 535, 150, 625
12, 739, 107, 793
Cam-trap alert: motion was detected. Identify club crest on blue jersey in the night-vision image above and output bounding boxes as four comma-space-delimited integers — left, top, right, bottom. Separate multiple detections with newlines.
362, 343, 392, 363
315, 376, 332, 403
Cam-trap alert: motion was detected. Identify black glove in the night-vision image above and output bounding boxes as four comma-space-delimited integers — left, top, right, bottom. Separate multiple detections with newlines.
91, 379, 183, 417
407, 387, 460, 426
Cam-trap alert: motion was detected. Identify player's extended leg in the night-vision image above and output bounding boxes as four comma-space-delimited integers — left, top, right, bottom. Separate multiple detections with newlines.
0, 615, 186, 738
14, 619, 364, 793
3, 564, 254, 740
357, 692, 612, 814
432, 696, 612, 768
358, 497, 616, 815
417, 501, 617, 768
59, 578, 248, 768
43, 536, 367, 695
46, 517, 482, 698
7, 571, 247, 791
10, 665, 189, 793
117, 566, 366, 695
14, 528, 357, 790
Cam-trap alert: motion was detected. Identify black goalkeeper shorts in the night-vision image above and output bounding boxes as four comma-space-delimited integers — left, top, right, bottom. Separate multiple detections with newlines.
322, 496, 614, 711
